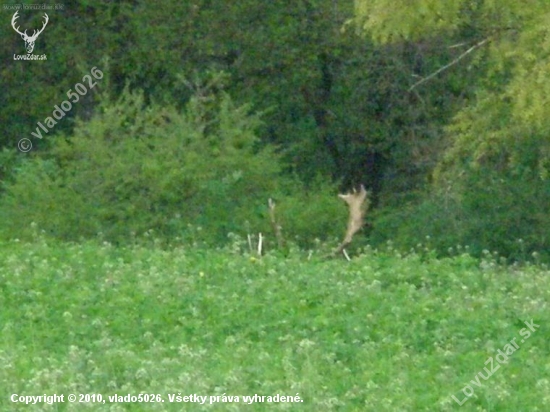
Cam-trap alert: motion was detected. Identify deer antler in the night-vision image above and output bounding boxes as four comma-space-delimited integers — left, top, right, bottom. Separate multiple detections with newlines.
333, 184, 369, 258
11, 11, 25, 37
34, 13, 49, 39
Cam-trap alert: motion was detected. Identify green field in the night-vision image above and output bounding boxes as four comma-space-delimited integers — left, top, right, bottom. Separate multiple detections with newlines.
1, 238, 548, 411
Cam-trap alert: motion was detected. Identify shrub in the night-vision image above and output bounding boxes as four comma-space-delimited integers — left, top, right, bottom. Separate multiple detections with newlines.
0, 87, 343, 247
1, 87, 277, 243
370, 169, 550, 263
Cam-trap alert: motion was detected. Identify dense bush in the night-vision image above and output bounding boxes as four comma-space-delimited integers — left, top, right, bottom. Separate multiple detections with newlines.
0, 87, 346, 247
370, 167, 550, 263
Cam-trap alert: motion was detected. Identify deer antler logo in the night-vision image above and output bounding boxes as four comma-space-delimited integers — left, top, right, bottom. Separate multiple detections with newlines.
11, 11, 49, 54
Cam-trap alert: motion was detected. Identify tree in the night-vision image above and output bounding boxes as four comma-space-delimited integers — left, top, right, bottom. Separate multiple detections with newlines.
354, 0, 550, 259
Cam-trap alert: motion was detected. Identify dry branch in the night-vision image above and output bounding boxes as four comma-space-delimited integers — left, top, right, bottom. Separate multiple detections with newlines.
268, 198, 284, 249
408, 37, 490, 92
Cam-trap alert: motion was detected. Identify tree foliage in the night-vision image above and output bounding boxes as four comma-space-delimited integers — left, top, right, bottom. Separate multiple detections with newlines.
356, 0, 550, 260
355, 0, 550, 173
1, 0, 474, 195
1, 0, 548, 258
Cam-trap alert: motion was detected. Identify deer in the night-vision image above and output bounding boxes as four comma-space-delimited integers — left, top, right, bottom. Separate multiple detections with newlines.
268, 186, 370, 260
333, 185, 370, 259
11, 11, 49, 54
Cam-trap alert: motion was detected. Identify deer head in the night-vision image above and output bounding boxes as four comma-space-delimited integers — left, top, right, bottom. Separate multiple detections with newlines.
12, 11, 49, 54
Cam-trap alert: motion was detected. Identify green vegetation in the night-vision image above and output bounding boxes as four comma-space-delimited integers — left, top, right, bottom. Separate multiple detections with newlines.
2, 3, 550, 409
2, 0, 549, 259
354, 0, 550, 260
0, 84, 343, 246
0, 237, 548, 410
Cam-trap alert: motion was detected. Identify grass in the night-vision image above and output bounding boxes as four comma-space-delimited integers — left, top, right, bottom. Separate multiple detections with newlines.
0, 236, 549, 411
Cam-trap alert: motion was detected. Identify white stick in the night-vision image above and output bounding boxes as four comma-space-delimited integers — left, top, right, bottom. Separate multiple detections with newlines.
257, 233, 263, 256
342, 248, 351, 261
